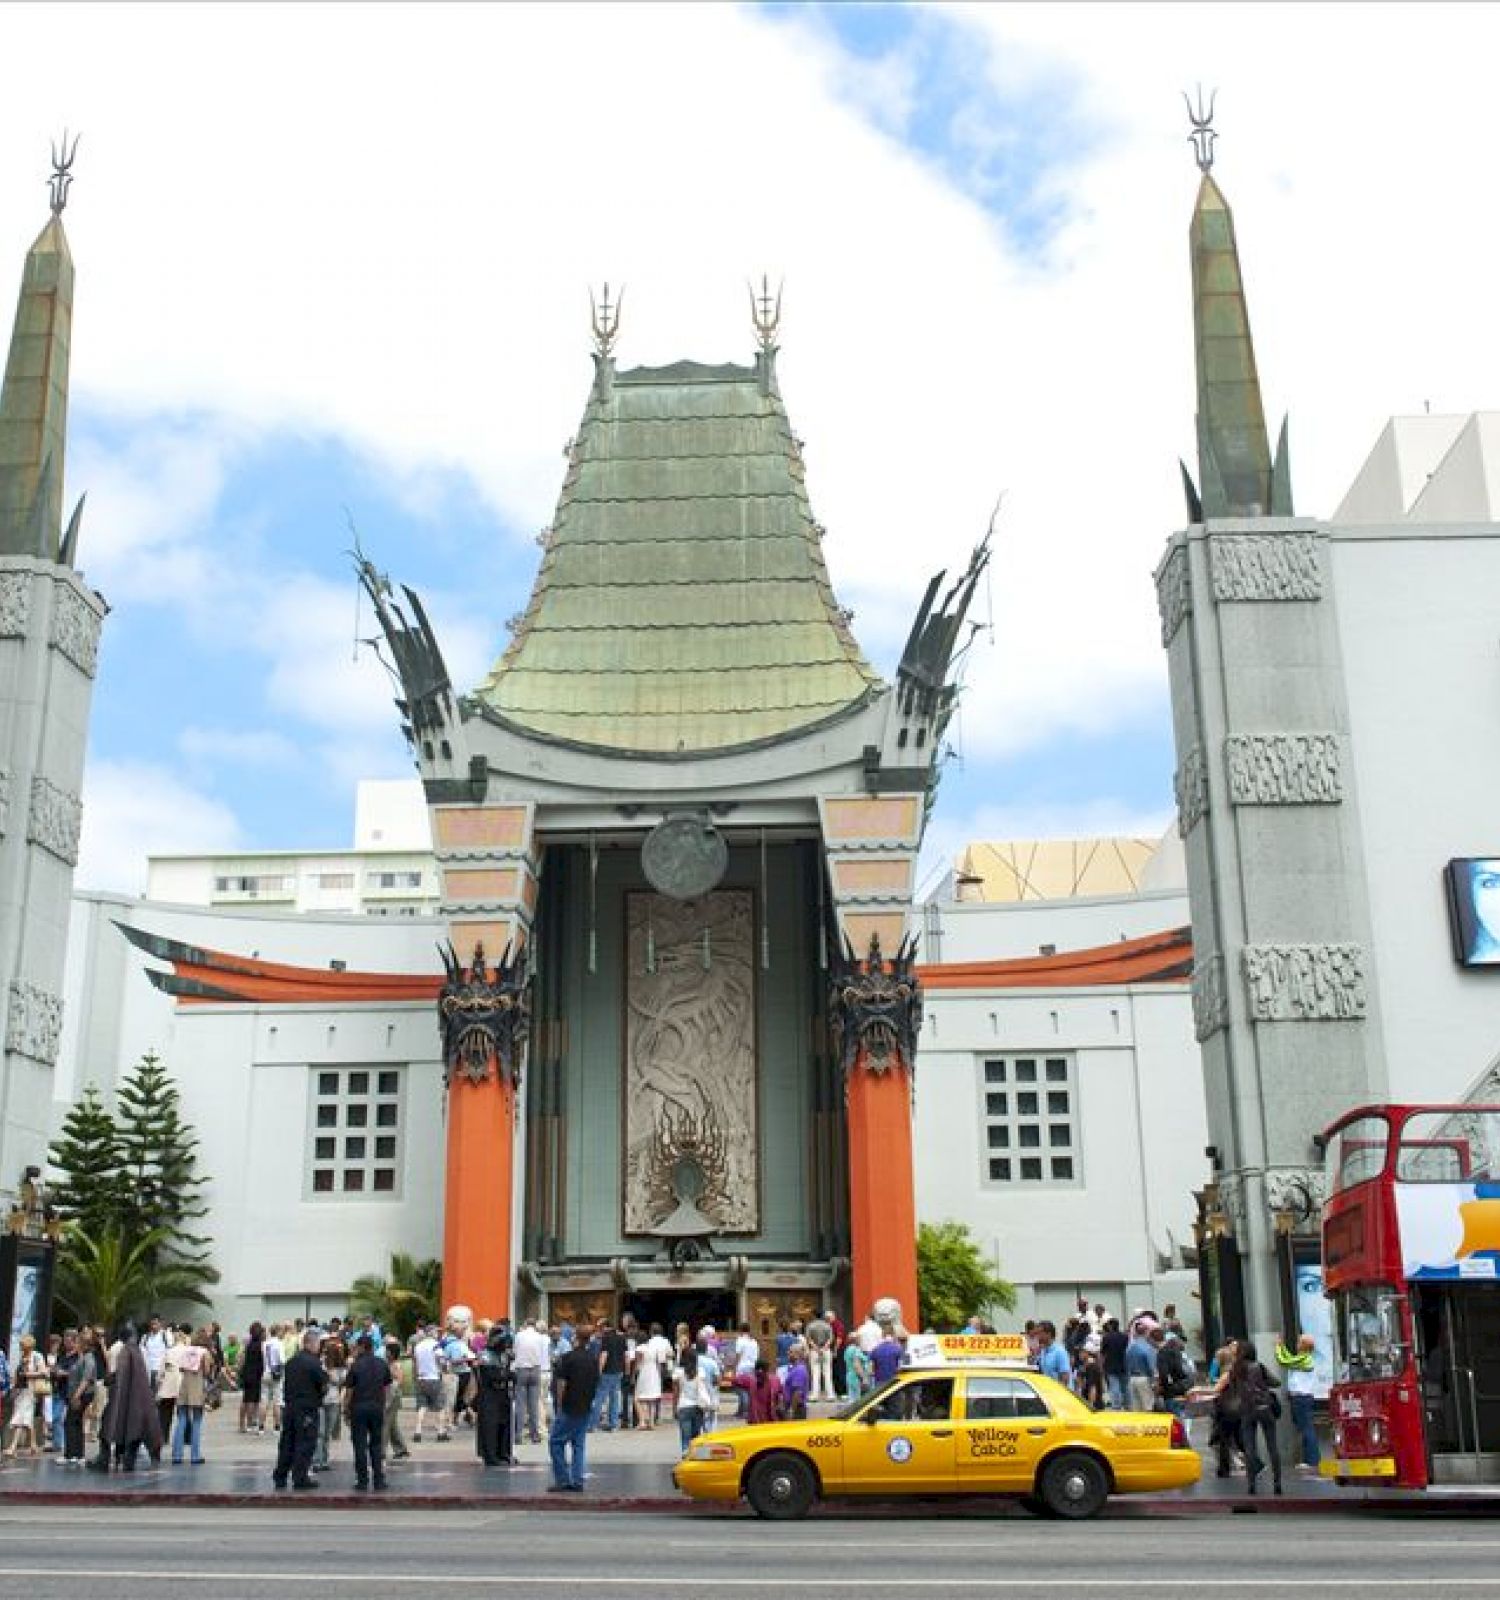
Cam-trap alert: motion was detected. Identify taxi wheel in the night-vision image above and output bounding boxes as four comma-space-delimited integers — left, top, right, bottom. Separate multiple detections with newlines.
1018, 1495, 1050, 1518
745, 1452, 817, 1520
1037, 1452, 1109, 1520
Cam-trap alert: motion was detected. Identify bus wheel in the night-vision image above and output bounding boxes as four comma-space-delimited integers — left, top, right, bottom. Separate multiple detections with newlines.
1038, 1452, 1110, 1520
746, 1453, 817, 1520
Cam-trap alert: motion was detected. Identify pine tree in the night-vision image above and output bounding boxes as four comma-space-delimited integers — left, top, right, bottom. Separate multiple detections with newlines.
47, 1083, 127, 1239
112, 1052, 215, 1275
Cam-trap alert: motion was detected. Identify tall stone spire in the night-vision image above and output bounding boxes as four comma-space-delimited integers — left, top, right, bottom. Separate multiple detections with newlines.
1181, 96, 1292, 520
0, 141, 78, 563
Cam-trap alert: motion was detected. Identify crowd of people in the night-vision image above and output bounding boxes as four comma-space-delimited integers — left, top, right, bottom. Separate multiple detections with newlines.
1016, 1296, 1324, 1494
0, 1294, 1324, 1496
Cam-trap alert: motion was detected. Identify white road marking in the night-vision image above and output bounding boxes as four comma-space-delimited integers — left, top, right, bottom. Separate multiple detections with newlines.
0, 1573, 1497, 1591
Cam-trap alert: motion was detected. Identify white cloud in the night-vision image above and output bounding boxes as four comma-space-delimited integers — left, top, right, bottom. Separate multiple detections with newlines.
5, 0, 1500, 876
76, 759, 246, 894
178, 726, 299, 769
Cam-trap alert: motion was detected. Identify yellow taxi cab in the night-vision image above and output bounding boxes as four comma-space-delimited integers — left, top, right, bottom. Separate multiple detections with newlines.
672, 1340, 1200, 1520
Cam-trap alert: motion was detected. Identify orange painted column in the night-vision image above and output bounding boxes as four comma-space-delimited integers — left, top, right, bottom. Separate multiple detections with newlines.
441, 1067, 515, 1322
846, 1055, 919, 1328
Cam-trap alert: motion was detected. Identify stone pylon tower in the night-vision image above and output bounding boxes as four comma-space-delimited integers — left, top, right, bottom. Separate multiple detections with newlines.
0, 148, 106, 1203
1158, 110, 1383, 1349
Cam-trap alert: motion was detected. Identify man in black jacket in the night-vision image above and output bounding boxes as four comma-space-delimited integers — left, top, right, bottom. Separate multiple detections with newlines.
476, 1324, 516, 1467
1099, 1318, 1129, 1411
273, 1331, 328, 1490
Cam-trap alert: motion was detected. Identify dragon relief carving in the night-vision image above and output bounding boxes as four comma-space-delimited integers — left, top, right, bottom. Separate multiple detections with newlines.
624, 891, 757, 1235
1174, 745, 1209, 836
1224, 734, 1342, 805
437, 941, 531, 1088
5, 981, 63, 1066
27, 775, 81, 865
1155, 546, 1192, 645
829, 932, 923, 1080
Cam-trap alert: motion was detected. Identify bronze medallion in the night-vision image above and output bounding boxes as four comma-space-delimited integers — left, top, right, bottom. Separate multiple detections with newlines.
641, 814, 728, 901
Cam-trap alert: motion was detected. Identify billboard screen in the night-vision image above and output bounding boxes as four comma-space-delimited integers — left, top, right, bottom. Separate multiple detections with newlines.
1445, 858, 1500, 967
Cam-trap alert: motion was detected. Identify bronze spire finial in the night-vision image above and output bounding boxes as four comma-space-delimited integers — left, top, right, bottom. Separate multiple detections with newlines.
590, 282, 623, 358
749, 273, 783, 351
48, 130, 80, 216
1184, 87, 1217, 175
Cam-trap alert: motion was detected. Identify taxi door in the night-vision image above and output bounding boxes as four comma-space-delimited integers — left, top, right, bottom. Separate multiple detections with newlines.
840, 1375, 958, 1495
954, 1373, 1060, 1491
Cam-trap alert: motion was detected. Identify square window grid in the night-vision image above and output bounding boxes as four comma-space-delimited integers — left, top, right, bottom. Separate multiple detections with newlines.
979, 1055, 1079, 1187
308, 1065, 404, 1199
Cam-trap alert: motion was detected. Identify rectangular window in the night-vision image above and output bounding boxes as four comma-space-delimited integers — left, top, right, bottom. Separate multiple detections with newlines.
306, 1065, 404, 1201
317, 872, 355, 890
978, 1053, 1080, 1188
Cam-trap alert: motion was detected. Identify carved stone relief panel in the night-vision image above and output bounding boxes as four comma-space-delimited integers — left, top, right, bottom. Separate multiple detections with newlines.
1155, 546, 1192, 645
623, 889, 757, 1235
1208, 533, 1323, 601
4, 981, 63, 1065
1192, 954, 1228, 1041
1224, 734, 1342, 805
0, 573, 30, 636
1264, 1166, 1327, 1234
27, 775, 82, 865
1174, 745, 1209, 836
0, 767, 8, 838
1242, 943, 1366, 1022
50, 582, 101, 677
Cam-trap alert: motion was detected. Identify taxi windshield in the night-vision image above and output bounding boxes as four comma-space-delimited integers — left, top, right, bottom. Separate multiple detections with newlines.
833, 1377, 900, 1422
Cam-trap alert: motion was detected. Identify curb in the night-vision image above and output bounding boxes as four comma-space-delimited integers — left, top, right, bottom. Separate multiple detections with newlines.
0, 1487, 1490, 1517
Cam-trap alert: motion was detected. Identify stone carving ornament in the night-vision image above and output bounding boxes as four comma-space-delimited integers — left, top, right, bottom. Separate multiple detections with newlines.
437, 941, 531, 1088
1191, 954, 1228, 1041
27, 775, 82, 865
829, 932, 924, 1080
1208, 533, 1323, 601
1224, 734, 1342, 805
1214, 1171, 1249, 1237
624, 890, 756, 1234
0, 572, 30, 636
49, 582, 102, 677
1155, 545, 1192, 645
1242, 942, 1366, 1022
5, 981, 63, 1065
0, 767, 8, 838
1174, 745, 1209, 836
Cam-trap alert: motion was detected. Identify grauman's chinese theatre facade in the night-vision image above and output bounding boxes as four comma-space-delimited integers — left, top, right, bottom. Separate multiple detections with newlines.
355, 303, 984, 1327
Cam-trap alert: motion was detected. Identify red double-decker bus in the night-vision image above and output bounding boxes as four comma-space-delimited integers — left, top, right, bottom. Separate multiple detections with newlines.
1321, 1103, 1500, 1488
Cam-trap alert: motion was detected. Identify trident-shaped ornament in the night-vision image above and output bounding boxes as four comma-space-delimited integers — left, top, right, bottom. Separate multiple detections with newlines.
749, 273, 783, 350
590, 282, 623, 357
48, 130, 80, 216
1184, 86, 1217, 175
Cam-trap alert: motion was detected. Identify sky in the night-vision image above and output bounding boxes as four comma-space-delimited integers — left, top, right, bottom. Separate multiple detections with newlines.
4, 1, 1500, 895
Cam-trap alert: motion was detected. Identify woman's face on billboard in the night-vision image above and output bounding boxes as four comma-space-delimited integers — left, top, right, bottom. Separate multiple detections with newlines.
1471, 862, 1500, 950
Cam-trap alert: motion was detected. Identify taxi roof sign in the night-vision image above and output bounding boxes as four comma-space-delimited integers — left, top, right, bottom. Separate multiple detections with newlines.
906, 1332, 1031, 1368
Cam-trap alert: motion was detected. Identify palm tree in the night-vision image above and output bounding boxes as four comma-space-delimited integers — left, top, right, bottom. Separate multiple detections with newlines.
349, 1252, 442, 1341
348, 1251, 441, 1340
53, 1226, 216, 1329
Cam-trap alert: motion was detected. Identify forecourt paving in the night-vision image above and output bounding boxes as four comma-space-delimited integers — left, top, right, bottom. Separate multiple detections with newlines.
0, 1403, 1483, 1514
1, 1507, 1500, 1599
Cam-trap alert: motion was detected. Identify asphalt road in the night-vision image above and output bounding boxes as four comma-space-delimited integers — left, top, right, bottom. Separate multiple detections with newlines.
5, 1506, 1500, 1598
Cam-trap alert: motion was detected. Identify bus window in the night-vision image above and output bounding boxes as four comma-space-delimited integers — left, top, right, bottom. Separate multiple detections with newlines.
1326, 1114, 1390, 1196
1334, 1286, 1405, 1383
1395, 1110, 1500, 1183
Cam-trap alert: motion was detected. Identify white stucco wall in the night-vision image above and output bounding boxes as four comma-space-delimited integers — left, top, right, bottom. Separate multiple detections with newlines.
1331, 525, 1500, 1104
57, 897, 447, 1330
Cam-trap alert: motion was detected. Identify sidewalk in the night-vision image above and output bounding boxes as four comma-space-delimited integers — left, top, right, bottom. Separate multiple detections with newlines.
0, 1402, 1482, 1515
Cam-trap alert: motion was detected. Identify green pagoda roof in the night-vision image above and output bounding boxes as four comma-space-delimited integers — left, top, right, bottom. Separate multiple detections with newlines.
475, 352, 882, 755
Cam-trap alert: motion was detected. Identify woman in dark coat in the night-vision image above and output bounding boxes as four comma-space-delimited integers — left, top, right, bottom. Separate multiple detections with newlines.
475, 1325, 516, 1467
238, 1322, 266, 1434
1226, 1340, 1283, 1496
